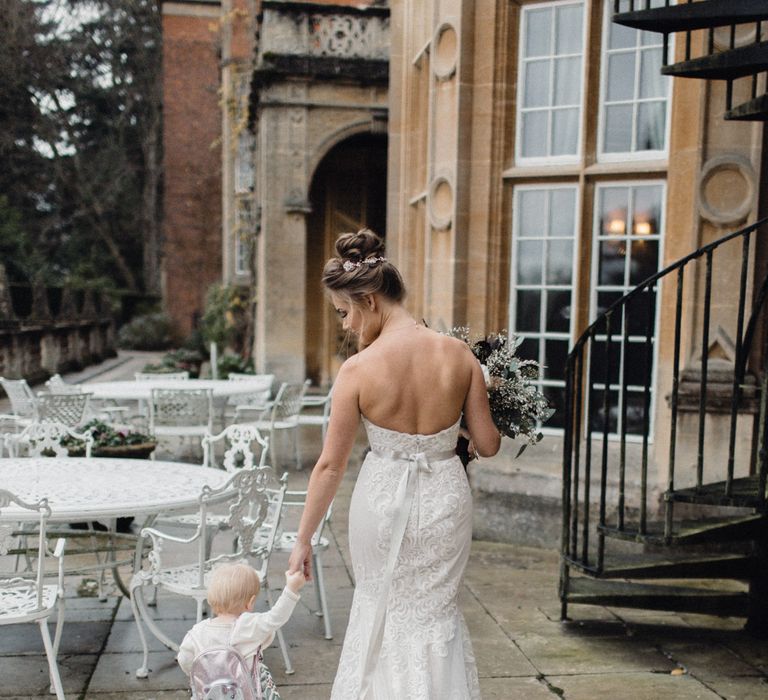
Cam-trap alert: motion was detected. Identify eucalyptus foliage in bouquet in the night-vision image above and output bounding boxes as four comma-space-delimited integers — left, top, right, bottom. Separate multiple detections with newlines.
449, 328, 555, 462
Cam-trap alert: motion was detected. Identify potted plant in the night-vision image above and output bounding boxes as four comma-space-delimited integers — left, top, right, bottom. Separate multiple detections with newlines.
63, 419, 157, 459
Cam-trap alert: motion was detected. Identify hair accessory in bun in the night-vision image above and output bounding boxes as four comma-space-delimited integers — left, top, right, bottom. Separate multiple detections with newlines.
342, 256, 387, 272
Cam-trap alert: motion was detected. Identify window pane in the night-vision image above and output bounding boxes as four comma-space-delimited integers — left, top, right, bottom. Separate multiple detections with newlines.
629, 239, 659, 285
554, 56, 581, 106
516, 290, 541, 332
600, 187, 629, 236
545, 291, 571, 333
518, 337, 540, 363
636, 101, 666, 151
639, 48, 665, 98
549, 189, 576, 237
552, 108, 579, 155
519, 190, 547, 236
607, 52, 635, 102
604, 104, 633, 152
633, 185, 663, 233
545, 339, 569, 381
599, 240, 626, 286
624, 341, 652, 388
624, 392, 647, 434
542, 386, 564, 429
546, 239, 574, 285
608, 21, 636, 51
555, 4, 583, 55
522, 111, 548, 157
590, 340, 622, 387
626, 288, 656, 337
589, 388, 619, 434
524, 60, 551, 108
525, 8, 552, 58
517, 240, 544, 284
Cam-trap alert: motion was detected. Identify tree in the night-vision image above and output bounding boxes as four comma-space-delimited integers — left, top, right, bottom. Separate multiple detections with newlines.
0, 0, 162, 292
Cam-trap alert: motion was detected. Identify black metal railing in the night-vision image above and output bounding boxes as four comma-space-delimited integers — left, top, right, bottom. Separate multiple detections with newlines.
561, 218, 768, 578
614, 0, 768, 116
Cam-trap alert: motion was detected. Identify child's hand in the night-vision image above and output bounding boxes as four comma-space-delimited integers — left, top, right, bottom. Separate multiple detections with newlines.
285, 569, 306, 594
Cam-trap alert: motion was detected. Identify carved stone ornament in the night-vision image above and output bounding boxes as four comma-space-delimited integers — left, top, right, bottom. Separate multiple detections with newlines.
428, 176, 454, 230
432, 22, 458, 81
698, 155, 756, 226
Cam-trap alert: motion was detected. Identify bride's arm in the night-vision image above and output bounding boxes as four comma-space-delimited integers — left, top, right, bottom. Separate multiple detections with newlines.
288, 360, 360, 580
462, 349, 501, 458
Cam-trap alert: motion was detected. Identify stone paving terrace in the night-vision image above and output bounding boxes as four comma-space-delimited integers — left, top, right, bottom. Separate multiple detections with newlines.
1, 352, 768, 699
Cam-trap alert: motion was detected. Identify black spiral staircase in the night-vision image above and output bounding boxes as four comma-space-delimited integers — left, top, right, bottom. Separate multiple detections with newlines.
559, 218, 768, 633
614, 0, 768, 120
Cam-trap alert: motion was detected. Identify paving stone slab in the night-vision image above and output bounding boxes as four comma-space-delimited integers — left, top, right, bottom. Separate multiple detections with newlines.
264, 639, 342, 686
278, 683, 334, 699
702, 675, 768, 699
658, 641, 764, 680
0, 654, 93, 697
548, 671, 724, 700
480, 676, 556, 698
102, 619, 194, 654
515, 632, 675, 676
87, 650, 187, 692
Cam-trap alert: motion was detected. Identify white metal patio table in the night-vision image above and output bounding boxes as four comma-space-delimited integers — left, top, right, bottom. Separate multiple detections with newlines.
85, 379, 273, 402
0, 457, 232, 595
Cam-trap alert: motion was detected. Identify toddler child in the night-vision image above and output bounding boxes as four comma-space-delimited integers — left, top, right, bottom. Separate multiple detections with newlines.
178, 562, 305, 690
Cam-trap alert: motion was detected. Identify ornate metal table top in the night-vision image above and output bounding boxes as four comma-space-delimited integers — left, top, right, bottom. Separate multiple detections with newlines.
86, 379, 271, 401
0, 457, 230, 521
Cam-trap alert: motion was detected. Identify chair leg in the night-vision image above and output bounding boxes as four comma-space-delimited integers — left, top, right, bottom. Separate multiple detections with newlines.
265, 584, 293, 674
130, 585, 152, 678
293, 426, 301, 470
38, 620, 65, 700
313, 551, 333, 640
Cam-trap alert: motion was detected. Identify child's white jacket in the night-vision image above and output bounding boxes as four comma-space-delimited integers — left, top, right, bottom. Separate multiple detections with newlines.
177, 587, 300, 674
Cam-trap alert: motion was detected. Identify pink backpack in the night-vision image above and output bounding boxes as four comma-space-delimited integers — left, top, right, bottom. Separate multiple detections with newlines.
189, 641, 262, 700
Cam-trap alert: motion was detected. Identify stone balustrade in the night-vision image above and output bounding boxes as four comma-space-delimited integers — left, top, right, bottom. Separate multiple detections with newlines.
0, 265, 116, 384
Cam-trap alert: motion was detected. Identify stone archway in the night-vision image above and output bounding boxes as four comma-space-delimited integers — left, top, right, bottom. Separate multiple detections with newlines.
305, 132, 388, 386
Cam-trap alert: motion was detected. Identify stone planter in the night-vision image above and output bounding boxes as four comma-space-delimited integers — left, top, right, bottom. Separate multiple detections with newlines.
67, 442, 157, 460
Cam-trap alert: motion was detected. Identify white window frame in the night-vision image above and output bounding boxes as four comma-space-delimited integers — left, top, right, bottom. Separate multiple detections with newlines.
597, 2, 673, 162
515, 0, 587, 167
235, 128, 255, 194
588, 179, 666, 441
509, 183, 581, 434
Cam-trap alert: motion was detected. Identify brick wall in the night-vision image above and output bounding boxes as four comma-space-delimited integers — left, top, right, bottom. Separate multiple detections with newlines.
161, 2, 223, 340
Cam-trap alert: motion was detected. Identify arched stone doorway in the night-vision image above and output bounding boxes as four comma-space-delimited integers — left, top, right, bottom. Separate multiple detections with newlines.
305, 133, 388, 386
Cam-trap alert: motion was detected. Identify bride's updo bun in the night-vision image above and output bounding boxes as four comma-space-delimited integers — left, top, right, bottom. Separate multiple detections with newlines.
322, 229, 405, 303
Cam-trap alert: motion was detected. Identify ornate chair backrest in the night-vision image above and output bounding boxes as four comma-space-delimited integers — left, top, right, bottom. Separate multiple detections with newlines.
15, 420, 94, 458
199, 468, 286, 584
270, 380, 310, 423
0, 489, 54, 610
135, 371, 190, 381
45, 374, 82, 394
226, 373, 274, 407
150, 388, 213, 429
0, 377, 38, 420
201, 424, 270, 472
37, 392, 91, 427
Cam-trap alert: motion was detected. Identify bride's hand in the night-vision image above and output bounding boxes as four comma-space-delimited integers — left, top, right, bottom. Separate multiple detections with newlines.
288, 540, 313, 582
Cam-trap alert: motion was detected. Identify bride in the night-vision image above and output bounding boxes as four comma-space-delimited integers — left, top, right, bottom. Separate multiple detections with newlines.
288, 229, 500, 699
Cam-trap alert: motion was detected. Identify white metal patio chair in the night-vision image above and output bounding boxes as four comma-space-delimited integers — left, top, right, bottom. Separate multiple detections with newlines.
9, 420, 94, 458
46, 374, 130, 424
298, 388, 333, 444
130, 465, 292, 678
37, 392, 92, 428
0, 377, 38, 430
0, 490, 67, 699
158, 424, 272, 553
149, 388, 213, 459
225, 372, 274, 419
236, 380, 310, 469
272, 492, 334, 640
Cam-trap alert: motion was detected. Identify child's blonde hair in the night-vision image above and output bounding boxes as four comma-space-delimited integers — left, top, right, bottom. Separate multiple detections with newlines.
207, 562, 261, 615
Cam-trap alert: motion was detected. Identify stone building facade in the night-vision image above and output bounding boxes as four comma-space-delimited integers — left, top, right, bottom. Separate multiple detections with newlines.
161, 0, 225, 339
385, 0, 766, 541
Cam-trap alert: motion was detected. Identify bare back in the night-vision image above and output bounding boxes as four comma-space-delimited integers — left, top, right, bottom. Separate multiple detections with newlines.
349, 326, 472, 435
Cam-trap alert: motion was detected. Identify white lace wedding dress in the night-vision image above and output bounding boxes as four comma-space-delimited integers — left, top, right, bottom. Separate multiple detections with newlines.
331, 417, 481, 699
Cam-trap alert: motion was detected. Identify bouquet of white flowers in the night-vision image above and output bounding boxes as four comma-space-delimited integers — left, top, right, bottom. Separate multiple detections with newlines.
448, 328, 555, 463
